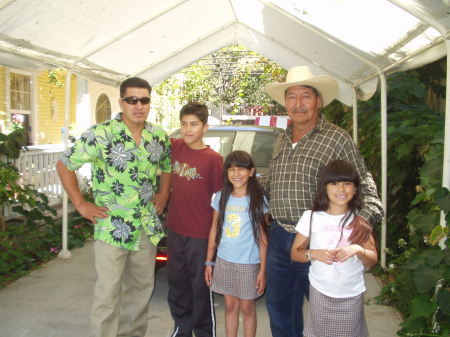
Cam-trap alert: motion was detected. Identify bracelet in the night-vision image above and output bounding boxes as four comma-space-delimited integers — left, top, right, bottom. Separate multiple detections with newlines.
305, 250, 312, 261
358, 248, 366, 259
204, 261, 215, 266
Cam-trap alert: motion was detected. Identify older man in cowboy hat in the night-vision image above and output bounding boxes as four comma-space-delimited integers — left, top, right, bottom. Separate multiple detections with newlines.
262, 66, 383, 337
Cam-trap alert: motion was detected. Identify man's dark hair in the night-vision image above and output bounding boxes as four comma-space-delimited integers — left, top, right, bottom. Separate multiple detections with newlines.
120, 77, 152, 97
179, 102, 209, 124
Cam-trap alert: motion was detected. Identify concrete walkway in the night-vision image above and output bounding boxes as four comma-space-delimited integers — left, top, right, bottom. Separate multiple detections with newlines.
0, 240, 401, 337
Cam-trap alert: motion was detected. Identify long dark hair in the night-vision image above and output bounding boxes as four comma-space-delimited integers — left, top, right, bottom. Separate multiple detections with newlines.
216, 150, 269, 247
299, 160, 362, 250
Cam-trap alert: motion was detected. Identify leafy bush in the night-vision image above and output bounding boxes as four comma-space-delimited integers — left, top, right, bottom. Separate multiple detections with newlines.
0, 210, 92, 287
0, 128, 93, 288
324, 58, 449, 336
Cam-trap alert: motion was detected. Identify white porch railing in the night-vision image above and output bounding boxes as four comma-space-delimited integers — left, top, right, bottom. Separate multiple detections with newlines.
13, 144, 66, 206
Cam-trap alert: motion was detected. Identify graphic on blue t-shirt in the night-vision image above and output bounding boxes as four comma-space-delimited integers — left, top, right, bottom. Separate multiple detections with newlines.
224, 204, 248, 238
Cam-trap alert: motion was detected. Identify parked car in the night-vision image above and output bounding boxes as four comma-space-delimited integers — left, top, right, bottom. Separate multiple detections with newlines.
170, 124, 277, 174
155, 125, 278, 267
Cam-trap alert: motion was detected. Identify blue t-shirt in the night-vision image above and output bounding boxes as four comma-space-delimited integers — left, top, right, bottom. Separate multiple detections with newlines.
211, 191, 268, 264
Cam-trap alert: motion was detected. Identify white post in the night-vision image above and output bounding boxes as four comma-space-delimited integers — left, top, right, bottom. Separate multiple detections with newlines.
440, 39, 450, 232
58, 70, 72, 259
352, 87, 358, 145
380, 74, 388, 268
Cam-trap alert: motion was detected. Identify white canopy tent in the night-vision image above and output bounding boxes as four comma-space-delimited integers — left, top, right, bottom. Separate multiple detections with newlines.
0, 0, 448, 266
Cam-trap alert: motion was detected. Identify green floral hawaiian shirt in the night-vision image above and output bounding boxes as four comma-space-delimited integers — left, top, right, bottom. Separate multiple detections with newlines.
61, 113, 171, 250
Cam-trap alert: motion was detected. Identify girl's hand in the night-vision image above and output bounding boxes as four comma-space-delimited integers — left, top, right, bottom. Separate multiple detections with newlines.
333, 244, 362, 263
204, 266, 213, 287
311, 249, 335, 265
256, 271, 266, 295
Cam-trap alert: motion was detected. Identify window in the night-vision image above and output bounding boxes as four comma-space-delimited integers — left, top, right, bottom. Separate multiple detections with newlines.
95, 93, 111, 123
10, 72, 31, 111
8, 70, 32, 144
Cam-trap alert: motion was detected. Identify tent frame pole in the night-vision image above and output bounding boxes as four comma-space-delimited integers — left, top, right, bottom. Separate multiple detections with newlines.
58, 71, 72, 259
441, 40, 450, 229
352, 87, 358, 145
379, 74, 388, 268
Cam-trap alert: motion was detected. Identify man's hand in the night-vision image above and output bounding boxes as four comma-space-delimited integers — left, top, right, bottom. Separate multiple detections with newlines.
152, 193, 169, 215
347, 215, 372, 244
76, 200, 109, 224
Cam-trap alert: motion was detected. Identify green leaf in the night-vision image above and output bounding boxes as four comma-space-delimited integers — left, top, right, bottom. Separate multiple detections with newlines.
429, 225, 446, 245
439, 328, 450, 337
425, 250, 444, 267
437, 289, 450, 315
411, 192, 427, 206
409, 295, 437, 320
444, 265, 450, 280
397, 143, 412, 160
414, 264, 442, 293
434, 187, 450, 213
408, 209, 440, 233
403, 254, 427, 270
396, 126, 418, 136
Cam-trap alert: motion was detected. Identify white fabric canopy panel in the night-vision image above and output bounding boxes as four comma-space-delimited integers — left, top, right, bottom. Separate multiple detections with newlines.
0, 0, 447, 105
0, 0, 449, 264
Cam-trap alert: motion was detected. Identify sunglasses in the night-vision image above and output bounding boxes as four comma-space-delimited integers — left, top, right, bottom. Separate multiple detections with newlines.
121, 96, 151, 105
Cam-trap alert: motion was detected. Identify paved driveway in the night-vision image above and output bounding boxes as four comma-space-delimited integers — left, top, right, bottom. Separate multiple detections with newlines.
0, 240, 400, 337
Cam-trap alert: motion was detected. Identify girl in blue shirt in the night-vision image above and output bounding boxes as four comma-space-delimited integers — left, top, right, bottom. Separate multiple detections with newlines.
205, 150, 269, 337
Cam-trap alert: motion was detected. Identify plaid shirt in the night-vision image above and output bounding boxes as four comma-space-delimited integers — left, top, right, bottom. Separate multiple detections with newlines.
260, 118, 383, 233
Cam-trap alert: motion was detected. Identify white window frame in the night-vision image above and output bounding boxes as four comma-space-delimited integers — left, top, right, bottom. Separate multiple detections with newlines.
5, 68, 36, 144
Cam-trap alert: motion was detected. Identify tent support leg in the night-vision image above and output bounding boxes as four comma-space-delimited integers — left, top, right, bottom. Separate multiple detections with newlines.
59, 71, 72, 259
352, 87, 358, 145
380, 74, 388, 269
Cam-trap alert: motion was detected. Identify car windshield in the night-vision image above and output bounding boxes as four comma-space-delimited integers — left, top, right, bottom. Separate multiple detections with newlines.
169, 127, 276, 173
203, 130, 274, 171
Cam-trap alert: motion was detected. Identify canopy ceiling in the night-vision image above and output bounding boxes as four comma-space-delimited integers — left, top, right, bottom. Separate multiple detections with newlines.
0, 0, 448, 105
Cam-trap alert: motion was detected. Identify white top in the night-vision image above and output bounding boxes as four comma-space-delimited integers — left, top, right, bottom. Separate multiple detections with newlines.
295, 210, 365, 298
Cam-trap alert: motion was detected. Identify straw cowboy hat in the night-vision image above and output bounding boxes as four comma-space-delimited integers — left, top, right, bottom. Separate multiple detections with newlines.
265, 66, 339, 107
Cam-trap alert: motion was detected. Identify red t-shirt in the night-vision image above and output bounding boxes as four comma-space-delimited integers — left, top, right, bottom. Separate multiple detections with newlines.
166, 138, 223, 239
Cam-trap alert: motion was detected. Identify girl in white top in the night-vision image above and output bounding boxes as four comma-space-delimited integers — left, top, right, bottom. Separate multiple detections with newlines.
205, 150, 269, 337
291, 160, 377, 337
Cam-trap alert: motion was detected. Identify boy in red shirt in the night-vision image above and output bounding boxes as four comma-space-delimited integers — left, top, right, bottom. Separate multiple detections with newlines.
166, 102, 223, 337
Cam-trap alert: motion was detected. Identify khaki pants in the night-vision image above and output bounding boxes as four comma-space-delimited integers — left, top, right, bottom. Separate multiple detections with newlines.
91, 234, 156, 337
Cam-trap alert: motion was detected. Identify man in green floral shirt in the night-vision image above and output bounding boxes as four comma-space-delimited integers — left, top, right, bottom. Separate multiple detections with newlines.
56, 77, 171, 337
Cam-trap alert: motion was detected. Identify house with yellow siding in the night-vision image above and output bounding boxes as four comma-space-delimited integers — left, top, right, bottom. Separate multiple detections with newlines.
0, 65, 120, 145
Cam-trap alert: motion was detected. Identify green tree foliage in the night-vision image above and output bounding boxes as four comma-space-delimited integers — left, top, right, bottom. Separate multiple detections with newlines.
179, 45, 285, 110
153, 45, 286, 127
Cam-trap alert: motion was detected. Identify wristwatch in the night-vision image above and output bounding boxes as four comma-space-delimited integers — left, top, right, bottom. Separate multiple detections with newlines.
305, 250, 312, 261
